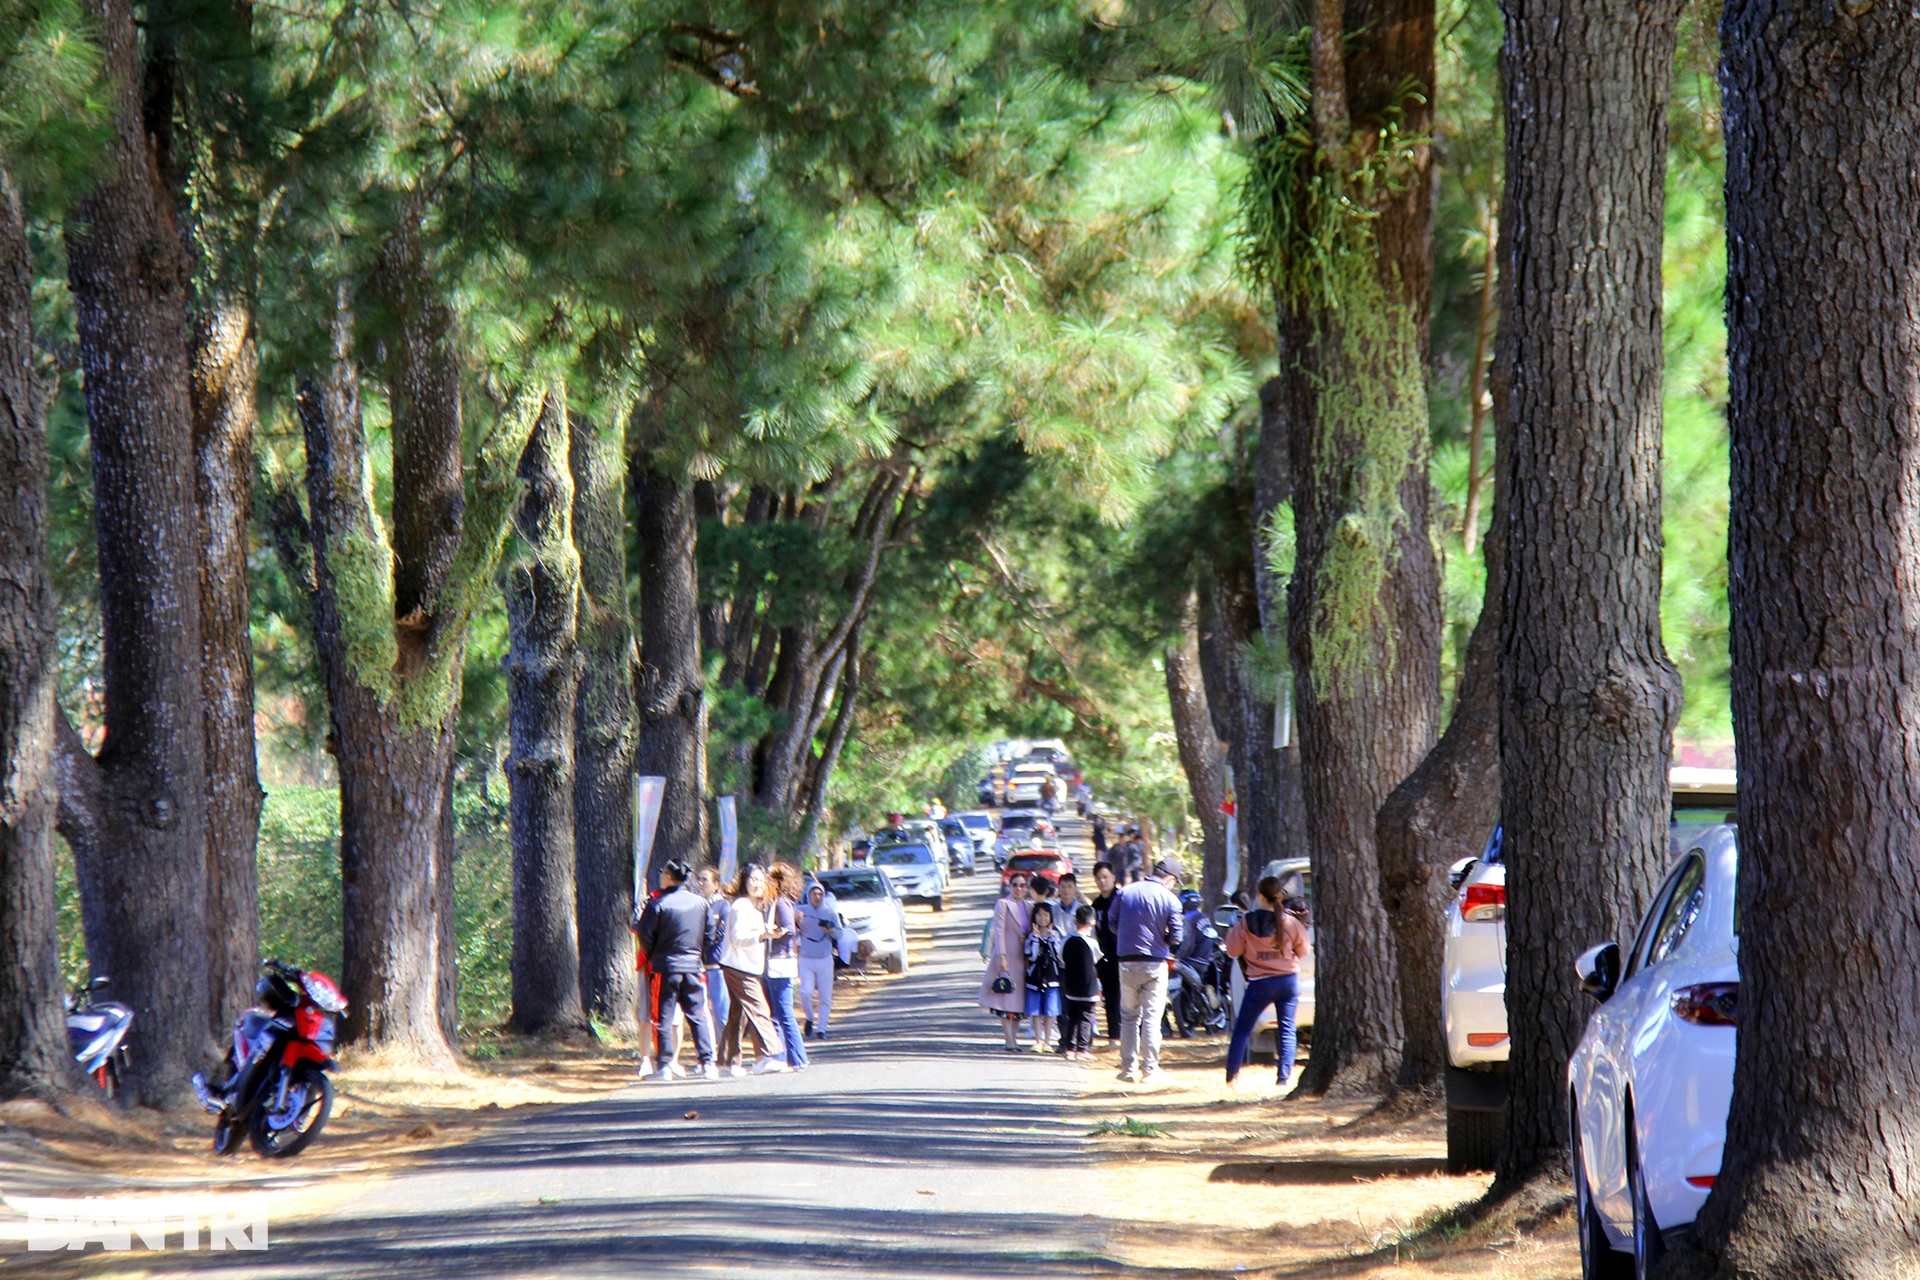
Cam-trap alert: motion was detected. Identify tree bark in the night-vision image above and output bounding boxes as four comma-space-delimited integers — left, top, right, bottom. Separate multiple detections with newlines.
0, 168, 81, 1099
1668, 7, 1920, 1274
1377, 414, 1505, 1092
632, 435, 708, 880
191, 291, 262, 1039
572, 414, 637, 1033
1164, 621, 1230, 903
61, 0, 214, 1105
293, 294, 536, 1061
1280, 0, 1442, 1099
504, 391, 586, 1036
1493, 0, 1683, 1182
796, 624, 861, 863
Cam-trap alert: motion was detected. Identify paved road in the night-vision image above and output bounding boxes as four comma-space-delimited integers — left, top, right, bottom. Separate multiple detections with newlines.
62, 835, 1150, 1278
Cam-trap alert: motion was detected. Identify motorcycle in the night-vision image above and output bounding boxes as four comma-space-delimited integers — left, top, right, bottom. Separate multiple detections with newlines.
65, 975, 133, 1098
193, 959, 346, 1157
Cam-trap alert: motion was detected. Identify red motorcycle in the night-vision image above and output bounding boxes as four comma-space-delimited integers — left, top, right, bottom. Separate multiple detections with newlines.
193, 959, 346, 1157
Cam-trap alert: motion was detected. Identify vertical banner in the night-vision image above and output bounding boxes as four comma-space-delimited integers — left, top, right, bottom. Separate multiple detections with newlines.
633, 776, 666, 899
716, 796, 739, 884
1221, 767, 1241, 897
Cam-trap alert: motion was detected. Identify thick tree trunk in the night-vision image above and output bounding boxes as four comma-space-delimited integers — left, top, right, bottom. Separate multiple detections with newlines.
1377, 436, 1504, 1091
0, 169, 80, 1099
191, 291, 262, 1038
1281, 0, 1443, 1099
1668, 9, 1920, 1274
299, 346, 458, 1063
61, 0, 214, 1105
632, 442, 708, 879
504, 392, 586, 1036
1164, 624, 1230, 903
572, 416, 637, 1033
1493, 0, 1683, 1182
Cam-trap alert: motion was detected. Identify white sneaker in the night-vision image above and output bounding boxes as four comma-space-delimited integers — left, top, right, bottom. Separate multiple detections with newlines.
699, 1064, 721, 1081
644, 1068, 675, 1083
752, 1058, 792, 1075
727, 1064, 750, 1078
666, 1062, 688, 1079
636, 1059, 655, 1078
1139, 1068, 1166, 1085
1117, 1067, 1138, 1083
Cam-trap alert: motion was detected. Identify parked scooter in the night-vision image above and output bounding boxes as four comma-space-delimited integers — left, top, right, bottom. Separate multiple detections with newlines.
193, 959, 346, 1157
65, 975, 132, 1098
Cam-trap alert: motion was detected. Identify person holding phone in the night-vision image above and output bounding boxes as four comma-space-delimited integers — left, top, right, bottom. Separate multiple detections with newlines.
797, 883, 840, 1039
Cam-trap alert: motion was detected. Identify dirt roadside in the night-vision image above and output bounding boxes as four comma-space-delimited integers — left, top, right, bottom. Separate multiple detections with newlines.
1077, 1032, 1579, 1278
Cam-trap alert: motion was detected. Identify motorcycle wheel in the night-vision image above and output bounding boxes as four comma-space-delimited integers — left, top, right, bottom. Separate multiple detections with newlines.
248, 1064, 333, 1158
213, 1119, 244, 1156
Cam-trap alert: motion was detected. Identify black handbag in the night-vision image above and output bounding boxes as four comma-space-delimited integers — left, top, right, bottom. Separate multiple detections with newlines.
991, 975, 1014, 995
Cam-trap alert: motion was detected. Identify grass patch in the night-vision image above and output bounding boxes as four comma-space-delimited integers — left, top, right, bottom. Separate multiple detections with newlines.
1091, 1116, 1169, 1139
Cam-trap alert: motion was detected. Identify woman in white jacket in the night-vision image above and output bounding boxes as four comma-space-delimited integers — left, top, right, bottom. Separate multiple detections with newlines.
717, 865, 788, 1075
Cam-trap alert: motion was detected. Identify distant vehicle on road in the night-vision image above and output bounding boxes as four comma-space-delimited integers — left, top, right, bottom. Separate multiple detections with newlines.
1001, 850, 1073, 891
993, 810, 1054, 864
815, 869, 910, 974
938, 818, 979, 875
869, 842, 948, 910
1569, 823, 1738, 1280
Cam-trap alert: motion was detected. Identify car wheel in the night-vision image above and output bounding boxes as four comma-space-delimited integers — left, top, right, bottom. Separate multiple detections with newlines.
1630, 1130, 1666, 1280
1574, 1105, 1632, 1279
1444, 1104, 1503, 1175
932, 896, 945, 912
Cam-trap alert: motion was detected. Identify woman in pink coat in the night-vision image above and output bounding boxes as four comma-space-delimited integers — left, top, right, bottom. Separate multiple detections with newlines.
978, 873, 1033, 1050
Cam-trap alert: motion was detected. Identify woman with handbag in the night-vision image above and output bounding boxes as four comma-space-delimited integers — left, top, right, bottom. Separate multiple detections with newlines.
718, 865, 789, 1075
978, 873, 1033, 1050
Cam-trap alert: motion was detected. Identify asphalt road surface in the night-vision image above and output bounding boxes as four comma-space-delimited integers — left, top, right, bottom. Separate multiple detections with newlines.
57, 831, 1151, 1278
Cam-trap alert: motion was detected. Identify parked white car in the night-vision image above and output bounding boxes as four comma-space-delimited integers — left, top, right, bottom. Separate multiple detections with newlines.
1005, 765, 1056, 806
814, 869, 910, 975
867, 842, 948, 910
1439, 768, 1738, 1174
1569, 824, 1737, 1280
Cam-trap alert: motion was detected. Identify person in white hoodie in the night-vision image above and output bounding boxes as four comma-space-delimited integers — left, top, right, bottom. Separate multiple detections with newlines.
717, 865, 788, 1075
797, 883, 841, 1039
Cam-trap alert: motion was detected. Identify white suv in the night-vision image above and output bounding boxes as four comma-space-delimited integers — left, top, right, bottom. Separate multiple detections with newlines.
1442, 827, 1509, 1172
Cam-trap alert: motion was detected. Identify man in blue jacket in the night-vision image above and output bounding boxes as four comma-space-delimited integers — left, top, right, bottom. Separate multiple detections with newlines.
1107, 857, 1186, 1082
635, 859, 718, 1081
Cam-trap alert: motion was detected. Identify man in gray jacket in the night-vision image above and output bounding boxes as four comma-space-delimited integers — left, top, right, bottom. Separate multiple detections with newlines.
635, 859, 718, 1080
1106, 858, 1186, 1082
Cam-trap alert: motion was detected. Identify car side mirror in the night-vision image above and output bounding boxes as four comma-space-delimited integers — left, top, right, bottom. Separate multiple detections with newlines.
1576, 942, 1621, 1002
1447, 858, 1478, 892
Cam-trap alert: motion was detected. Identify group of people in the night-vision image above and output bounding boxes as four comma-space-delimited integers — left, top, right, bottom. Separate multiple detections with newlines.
632, 861, 849, 1081
977, 854, 1312, 1087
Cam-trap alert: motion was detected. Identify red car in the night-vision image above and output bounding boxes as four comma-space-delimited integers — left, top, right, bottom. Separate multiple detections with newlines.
1002, 850, 1074, 889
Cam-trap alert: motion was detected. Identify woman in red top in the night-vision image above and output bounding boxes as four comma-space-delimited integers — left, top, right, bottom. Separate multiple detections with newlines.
1223, 874, 1313, 1087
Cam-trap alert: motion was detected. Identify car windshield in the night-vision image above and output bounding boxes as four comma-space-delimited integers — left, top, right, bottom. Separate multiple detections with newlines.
999, 816, 1036, 834
959, 815, 994, 832
872, 846, 932, 866
1007, 854, 1059, 871
820, 875, 887, 899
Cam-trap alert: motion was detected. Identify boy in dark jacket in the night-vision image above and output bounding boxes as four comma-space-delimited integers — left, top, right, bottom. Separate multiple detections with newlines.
635, 859, 718, 1080
1058, 904, 1102, 1060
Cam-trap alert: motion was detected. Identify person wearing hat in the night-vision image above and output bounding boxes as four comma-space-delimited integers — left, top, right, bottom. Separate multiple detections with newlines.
1106, 857, 1187, 1082
634, 859, 719, 1081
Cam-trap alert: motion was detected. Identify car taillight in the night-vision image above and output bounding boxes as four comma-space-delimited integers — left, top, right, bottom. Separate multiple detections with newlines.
1671, 982, 1738, 1026
1461, 883, 1506, 922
